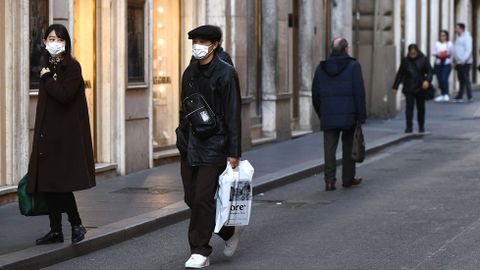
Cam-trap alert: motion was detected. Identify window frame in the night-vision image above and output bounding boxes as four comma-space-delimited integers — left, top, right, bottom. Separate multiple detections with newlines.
29, 0, 50, 92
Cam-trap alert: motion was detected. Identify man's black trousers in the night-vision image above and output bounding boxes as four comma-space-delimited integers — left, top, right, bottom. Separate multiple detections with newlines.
455, 64, 473, 100
181, 160, 235, 256
323, 128, 355, 184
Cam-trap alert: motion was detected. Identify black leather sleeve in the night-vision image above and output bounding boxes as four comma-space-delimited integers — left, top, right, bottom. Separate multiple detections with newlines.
392, 58, 406, 89
223, 69, 242, 158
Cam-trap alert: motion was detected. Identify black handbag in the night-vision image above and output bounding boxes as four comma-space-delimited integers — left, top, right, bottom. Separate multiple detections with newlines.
182, 92, 218, 139
351, 122, 365, 163
425, 84, 435, 100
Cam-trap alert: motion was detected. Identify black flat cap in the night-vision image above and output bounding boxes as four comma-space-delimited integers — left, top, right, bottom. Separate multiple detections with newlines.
188, 25, 222, 42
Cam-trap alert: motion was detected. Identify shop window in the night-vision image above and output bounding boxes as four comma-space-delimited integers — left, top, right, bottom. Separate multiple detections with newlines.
152, 0, 180, 148
29, 0, 49, 90
127, 4, 145, 83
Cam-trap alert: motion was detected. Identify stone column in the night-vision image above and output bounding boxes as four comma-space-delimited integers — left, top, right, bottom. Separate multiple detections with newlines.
430, 0, 440, 86
419, 0, 428, 54
261, 0, 278, 138
430, 0, 440, 57
246, 0, 258, 101
456, 0, 471, 29
0, 0, 29, 187
442, 0, 456, 95
206, 0, 227, 41
261, 0, 291, 141
441, 0, 449, 30
405, 0, 417, 48
0, 0, 4, 187
331, 0, 352, 42
393, 0, 402, 111
228, 0, 252, 151
96, 0, 127, 175
367, 0, 397, 118
297, 0, 315, 131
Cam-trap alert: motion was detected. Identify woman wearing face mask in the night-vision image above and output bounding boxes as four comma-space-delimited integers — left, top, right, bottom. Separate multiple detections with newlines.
176, 25, 243, 268
27, 24, 95, 245
392, 44, 434, 133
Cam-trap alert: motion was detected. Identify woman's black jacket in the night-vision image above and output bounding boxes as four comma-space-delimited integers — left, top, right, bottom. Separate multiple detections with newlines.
392, 53, 434, 93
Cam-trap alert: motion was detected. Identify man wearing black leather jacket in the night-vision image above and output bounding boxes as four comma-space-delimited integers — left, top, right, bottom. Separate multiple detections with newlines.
175, 25, 242, 269
393, 44, 433, 133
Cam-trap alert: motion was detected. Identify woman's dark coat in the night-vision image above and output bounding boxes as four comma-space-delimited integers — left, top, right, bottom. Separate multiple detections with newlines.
392, 53, 434, 93
176, 55, 242, 166
311, 53, 367, 131
27, 55, 96, 193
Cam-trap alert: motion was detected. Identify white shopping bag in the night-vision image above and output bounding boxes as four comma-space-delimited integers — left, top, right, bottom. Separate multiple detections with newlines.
214, 160, 254, 233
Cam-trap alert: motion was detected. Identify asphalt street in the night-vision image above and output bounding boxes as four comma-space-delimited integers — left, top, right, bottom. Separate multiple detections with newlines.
44, 101, 480, 270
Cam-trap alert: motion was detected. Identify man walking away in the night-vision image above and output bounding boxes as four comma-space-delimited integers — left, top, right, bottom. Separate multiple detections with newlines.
311, 38, 367, 191
453, 23, 473, 102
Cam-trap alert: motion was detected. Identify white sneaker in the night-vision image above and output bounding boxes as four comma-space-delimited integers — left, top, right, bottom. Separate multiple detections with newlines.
434, 95, 444, 102
443, 95, 450, 102
224, 227, 244, 257
185, 254, 209, 269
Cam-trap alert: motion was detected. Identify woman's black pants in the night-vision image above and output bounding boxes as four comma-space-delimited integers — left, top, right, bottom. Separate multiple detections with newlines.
44, 192, 82, 232
405, 91, 426, 130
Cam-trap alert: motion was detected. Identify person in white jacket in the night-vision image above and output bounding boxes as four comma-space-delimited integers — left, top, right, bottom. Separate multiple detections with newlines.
453, 23, 473, 102
432, 30, 454, 102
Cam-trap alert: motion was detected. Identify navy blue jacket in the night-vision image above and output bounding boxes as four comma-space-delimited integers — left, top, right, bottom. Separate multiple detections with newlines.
311, 54, 367, 131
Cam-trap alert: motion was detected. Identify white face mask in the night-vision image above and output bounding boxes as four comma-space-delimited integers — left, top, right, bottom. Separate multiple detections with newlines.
192, 43, 213, 60
45, 42, 66, 56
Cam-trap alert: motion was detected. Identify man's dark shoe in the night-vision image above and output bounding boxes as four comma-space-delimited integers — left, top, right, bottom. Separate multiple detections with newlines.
325, 182, 336, 191
452, 98, 464, 103
36, 231, 64, 245
71, 225, 87, 244
405, 128, 413, 133
419, 127, 425, 133
343, 178, 363, 188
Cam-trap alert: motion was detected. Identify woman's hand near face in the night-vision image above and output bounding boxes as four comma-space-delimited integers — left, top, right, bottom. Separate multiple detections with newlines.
40, 67, 51, 78
422, 80, 429, 90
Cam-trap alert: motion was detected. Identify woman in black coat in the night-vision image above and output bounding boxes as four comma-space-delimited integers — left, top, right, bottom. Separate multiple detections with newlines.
392, 44, 434, 133
27, 24, 95, 245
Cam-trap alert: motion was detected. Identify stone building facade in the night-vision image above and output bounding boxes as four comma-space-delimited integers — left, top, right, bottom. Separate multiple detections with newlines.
0, 0, 478, 194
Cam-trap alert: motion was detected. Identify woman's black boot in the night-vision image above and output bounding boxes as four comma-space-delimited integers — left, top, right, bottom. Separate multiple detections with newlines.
71, 224, 87, 244
36, 231, 64, 245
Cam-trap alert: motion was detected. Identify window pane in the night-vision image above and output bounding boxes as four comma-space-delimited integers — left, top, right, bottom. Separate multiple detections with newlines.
128, 5, 145, 83
152, 0, 180, 148
29, 0, 49, 90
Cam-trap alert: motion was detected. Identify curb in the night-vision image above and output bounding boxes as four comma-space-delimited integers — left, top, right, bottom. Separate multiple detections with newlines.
0, 132, 422, 270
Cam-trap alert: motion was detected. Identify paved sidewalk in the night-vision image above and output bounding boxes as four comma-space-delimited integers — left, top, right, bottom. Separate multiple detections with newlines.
0, 114, 423, 269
